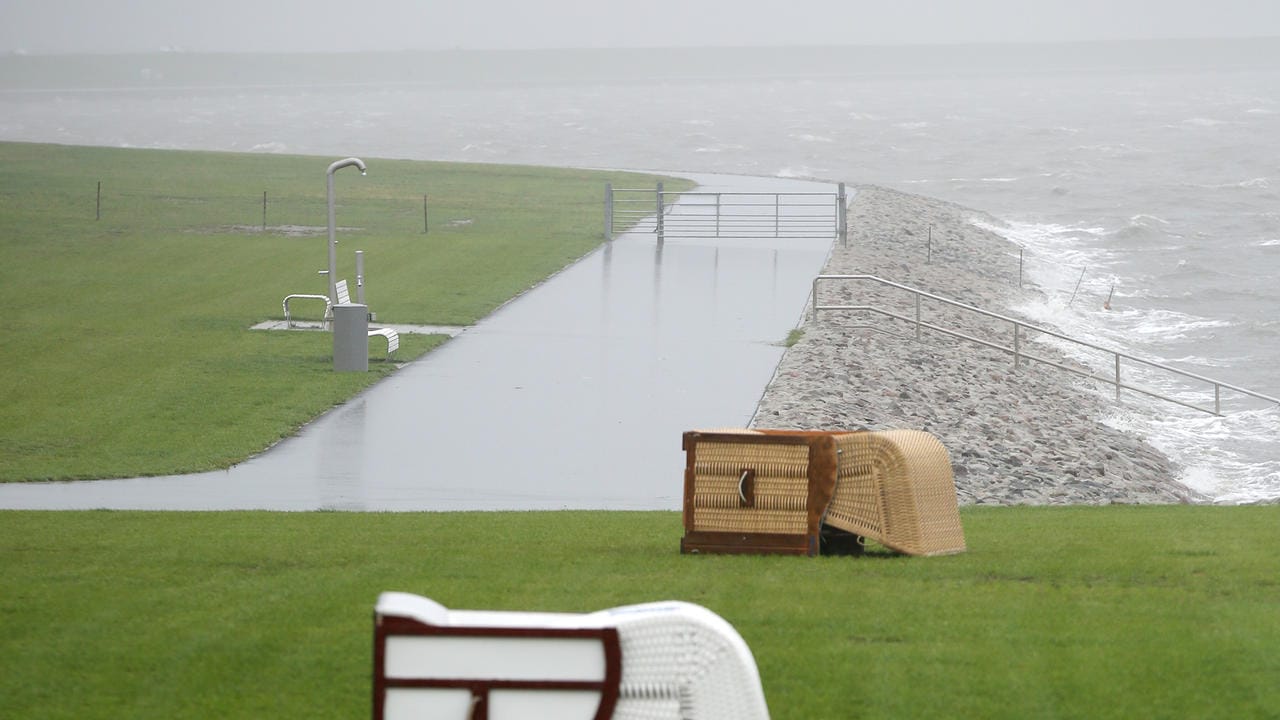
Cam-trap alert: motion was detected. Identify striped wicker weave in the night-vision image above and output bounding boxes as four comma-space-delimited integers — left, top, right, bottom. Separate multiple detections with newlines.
825, 430, 966, 557
680, 429, 965, 557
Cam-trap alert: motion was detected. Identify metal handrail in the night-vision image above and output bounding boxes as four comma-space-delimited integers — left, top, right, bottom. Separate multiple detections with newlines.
812, 274, 1279, 416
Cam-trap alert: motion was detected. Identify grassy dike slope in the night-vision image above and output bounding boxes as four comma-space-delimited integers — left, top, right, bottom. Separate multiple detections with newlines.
1, 507, 1278, 719
0, 142, 687, 481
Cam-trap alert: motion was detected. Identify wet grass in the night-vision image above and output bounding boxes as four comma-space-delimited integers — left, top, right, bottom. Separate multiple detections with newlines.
0, 142, 689, 481
1, 505, 1277, 719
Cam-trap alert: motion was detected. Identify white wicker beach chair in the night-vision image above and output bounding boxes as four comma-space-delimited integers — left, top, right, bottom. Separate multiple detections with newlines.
373, 592, 770, 720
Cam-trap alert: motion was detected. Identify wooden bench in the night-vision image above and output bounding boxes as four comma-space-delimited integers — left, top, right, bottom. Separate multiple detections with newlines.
334, 279, 399, 359
373, 592, 771, 720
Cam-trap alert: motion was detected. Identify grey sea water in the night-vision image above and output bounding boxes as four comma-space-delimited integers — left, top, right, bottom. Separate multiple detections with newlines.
2, 40, 1277, 501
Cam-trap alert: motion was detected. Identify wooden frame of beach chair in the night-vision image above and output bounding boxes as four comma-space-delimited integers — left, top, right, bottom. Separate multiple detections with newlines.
680, 429, 848, 556
680, 428, 965, 557
372, 592, 771, 720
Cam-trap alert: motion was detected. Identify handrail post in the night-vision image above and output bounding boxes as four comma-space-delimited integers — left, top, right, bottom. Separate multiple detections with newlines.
1115, 354, 1122, 403
1215, 384, 1221, 415
914, 294, 922, 340
715, 193, 721, 238
655, 182, 664, 243
1013, 322, 1021, 369
604, 182, 613, 241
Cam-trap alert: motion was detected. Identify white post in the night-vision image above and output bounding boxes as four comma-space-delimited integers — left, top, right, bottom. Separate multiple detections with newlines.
356, 249, 365, 305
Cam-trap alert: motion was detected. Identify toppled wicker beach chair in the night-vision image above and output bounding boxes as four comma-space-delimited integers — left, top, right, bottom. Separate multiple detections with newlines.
680, 428, 965, 557
373, 592, 771, 720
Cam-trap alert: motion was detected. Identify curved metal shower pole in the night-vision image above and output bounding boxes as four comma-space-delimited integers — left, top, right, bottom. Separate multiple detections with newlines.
326, 157, 367, 304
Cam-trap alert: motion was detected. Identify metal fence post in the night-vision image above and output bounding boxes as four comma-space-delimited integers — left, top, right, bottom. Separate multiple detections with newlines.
604, 182, 613, 241
914, 294, 922, 340
837, 182, 847, 245
715, 193, 721, 238
656, 182, 664, 243
775, 194, 780, 236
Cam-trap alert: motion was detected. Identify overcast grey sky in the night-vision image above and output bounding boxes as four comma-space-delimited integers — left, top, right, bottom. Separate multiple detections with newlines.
3, 0, 1280, 54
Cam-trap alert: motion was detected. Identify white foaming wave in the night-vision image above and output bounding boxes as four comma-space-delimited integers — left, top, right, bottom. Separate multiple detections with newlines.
1103, 406, 1280, 504
1018, 288, 1280, 505
848, 112, 879, 121
1129, 213, 1170, 225
1256, 238, 1280, 247
250, 142, 287, 153
693, 144, 746, 154
683, 119, 715, 127
969, 217, 1112, 274
776, 166, 823, 179
1181, 117, 1236, 127
1159, 354, 1245, 369
791, 133, 834, 143
1128, 309, 1233, 341
895, 121, 931, 130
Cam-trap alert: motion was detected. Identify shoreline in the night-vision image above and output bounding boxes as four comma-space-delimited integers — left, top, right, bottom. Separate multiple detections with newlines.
751, 185, 1202, 506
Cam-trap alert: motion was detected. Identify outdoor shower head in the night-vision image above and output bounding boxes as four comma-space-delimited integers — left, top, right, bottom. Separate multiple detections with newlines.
328, 157, 367, 177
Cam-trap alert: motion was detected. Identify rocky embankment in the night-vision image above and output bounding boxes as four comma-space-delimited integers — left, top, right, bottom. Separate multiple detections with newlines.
751, 185, 1201, 505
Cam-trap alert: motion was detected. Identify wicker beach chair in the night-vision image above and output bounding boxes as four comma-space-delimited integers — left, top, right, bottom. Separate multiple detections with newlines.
680, 428, 965, 557
373, 592, 770, 720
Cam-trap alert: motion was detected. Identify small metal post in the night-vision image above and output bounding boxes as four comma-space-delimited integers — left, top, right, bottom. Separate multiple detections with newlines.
1215, 384, 1221, 415
262, 191, 267, 231
914, 294, 922, 340
355, 250, 365, 305
604, 182, 613, 240
1068, 267, 1087, 306
96, 181, 101, 221
423, 194, 429, 235
715, 193, 721, 238
656, 182, 664, 243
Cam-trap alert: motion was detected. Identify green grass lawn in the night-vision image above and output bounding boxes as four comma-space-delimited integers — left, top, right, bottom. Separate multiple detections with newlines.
0, 142, 689, 481
1, 506, 1277, 719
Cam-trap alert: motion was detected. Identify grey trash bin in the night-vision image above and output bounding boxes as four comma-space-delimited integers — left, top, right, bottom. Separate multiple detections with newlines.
333, 303, 369, 372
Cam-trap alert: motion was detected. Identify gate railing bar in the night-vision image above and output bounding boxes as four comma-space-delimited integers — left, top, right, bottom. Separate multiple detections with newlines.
812, 274, 1279, 416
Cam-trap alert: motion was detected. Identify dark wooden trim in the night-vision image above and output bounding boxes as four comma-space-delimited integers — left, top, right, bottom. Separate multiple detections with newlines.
681, 531, 812, 555
682, 432, 698, 534
373, 615, 622, 720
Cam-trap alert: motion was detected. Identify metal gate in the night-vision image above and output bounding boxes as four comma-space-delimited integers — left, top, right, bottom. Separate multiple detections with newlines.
605, 182, 846, 243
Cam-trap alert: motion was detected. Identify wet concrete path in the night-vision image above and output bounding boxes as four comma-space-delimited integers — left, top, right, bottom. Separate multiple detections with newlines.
0, 174, 839, 511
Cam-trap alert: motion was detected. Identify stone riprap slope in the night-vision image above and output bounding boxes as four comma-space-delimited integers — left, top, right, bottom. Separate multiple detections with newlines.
752, 185, 1200, 505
